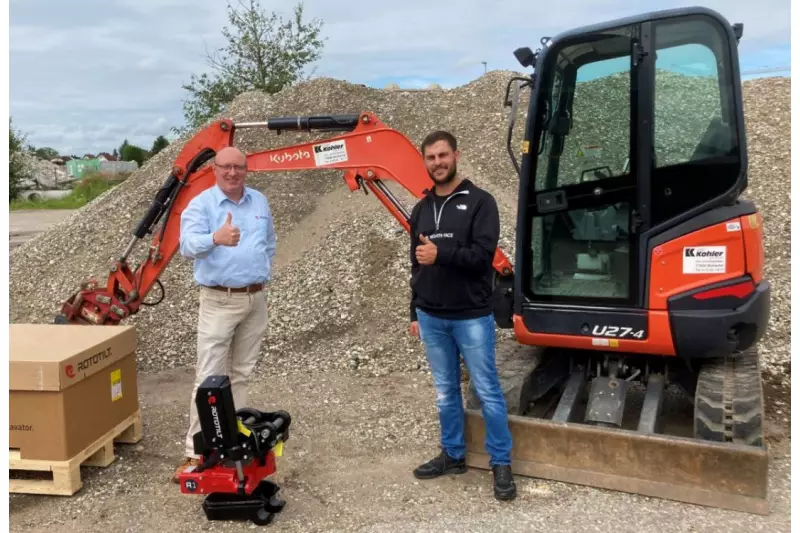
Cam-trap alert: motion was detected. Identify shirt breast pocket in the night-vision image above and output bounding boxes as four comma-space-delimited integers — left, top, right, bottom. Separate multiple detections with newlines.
251, 214, 270, 240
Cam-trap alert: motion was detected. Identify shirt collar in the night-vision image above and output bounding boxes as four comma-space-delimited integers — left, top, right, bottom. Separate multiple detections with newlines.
211, 184, 251, 206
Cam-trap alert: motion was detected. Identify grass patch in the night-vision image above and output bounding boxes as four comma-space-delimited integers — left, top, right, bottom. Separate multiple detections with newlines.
10, 173, 127, 210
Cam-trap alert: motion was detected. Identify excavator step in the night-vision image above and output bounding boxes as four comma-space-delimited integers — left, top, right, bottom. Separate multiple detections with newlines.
464, 410, 769, 514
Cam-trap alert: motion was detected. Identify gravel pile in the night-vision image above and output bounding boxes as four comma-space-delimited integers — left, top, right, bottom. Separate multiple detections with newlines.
8, 71, 790, 391
739, 76, 791, 386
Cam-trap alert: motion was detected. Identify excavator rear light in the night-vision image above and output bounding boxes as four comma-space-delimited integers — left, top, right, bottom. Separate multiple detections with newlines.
692, 280, 755, 301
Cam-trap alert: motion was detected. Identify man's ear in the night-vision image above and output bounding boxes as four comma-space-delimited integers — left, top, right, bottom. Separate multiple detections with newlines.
454, 149, 461, 163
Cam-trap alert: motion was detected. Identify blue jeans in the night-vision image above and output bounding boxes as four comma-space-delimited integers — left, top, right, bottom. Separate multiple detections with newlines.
416, 308, 513, 466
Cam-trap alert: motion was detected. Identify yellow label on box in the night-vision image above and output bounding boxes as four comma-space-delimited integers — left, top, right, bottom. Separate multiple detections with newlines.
110, 369, 122, 401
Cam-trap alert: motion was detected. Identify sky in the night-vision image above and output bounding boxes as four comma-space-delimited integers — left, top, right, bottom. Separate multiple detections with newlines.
9, 0, 792, 156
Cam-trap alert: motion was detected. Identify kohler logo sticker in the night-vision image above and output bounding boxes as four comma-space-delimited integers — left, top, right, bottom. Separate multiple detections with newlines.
313, 140, 348, 166
314, 141, 344, 153
685, 248, 724, 258
683, 246, 726, 274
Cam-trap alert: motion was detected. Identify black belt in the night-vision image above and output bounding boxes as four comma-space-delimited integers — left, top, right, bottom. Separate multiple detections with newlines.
205, 283, 264, 293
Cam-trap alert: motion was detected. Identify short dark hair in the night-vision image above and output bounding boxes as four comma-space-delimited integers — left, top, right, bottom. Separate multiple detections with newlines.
420, 130, 457, 155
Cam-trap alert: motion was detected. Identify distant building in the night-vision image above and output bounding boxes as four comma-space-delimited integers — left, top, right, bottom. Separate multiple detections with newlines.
66, 156, 138, 178
66, 158, 101, 178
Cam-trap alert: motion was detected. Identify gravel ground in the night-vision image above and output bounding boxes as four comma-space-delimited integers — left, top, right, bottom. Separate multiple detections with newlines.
8, 349, 791, 533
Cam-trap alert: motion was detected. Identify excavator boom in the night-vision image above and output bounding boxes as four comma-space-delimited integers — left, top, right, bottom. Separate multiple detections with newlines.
56, 112, 513, 326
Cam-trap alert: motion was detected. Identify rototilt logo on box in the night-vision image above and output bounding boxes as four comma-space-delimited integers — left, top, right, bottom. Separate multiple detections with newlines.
64, 346, 113, 378
207, 393, 223, 440
210, 402, 224, 440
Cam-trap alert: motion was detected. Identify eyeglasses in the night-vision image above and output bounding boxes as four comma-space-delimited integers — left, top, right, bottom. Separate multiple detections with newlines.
215, 163, 247, 172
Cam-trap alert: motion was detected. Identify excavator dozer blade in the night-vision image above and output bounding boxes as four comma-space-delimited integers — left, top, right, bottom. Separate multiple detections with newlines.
464, 410, 770, 515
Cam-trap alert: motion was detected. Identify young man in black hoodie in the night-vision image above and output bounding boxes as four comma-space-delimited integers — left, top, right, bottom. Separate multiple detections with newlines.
408, 130, 516, 501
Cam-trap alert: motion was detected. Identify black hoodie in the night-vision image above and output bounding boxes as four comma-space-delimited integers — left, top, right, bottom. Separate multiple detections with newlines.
409, 178, 500, 321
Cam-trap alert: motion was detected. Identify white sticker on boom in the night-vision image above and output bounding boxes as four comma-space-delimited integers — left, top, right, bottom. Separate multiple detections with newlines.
726, 222, 741, 232
683, 246, 726, 274
313, 139, 348, 166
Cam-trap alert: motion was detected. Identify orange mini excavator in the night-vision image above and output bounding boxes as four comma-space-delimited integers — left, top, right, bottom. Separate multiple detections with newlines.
56, 6, 771, 516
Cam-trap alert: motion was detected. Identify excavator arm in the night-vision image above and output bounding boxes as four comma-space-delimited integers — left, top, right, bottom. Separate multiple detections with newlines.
56, 111, 514, 326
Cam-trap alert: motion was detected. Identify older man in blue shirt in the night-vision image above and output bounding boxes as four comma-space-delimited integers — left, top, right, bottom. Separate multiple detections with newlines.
173, 146, 277, 482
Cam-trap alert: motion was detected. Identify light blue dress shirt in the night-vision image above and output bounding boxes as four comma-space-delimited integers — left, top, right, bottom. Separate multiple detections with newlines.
179, 184, 277, 288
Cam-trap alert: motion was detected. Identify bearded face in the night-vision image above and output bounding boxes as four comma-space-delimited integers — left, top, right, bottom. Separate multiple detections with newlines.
423, 140, 459, 185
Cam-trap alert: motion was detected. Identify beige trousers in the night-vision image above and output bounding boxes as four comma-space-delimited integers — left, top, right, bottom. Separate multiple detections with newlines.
184, 286, 269, 457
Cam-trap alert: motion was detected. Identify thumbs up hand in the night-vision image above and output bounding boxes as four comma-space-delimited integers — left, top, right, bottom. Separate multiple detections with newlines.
213, 212, 241, 246
415, 234, 437, 265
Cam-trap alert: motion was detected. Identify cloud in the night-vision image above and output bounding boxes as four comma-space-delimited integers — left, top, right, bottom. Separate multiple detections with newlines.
10, 0, 791, 155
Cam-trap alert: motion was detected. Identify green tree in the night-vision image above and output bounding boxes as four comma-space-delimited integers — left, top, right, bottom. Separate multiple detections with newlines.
34, 147, 59, 160
121, 143, 148, 166
150, 135, 169, 156
175, 0, 325, 134
9, 118, 30, 201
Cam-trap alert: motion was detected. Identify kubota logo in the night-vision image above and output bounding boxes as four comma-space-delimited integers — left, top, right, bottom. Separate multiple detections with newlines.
269, 149, 311, 164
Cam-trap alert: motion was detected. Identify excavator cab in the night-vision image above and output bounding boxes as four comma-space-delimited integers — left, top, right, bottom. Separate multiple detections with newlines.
508, 7, 750, 324
467, 7, 772, 515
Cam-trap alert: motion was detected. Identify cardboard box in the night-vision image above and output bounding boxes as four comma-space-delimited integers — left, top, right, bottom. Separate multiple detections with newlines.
9, 324, 139, 461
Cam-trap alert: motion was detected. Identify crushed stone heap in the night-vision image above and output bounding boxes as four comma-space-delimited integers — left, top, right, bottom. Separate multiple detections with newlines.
16, 152, 73, 190
9, 72, 790, 392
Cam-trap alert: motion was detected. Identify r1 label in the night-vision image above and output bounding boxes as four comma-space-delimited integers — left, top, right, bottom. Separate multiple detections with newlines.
683, 246, 726, 274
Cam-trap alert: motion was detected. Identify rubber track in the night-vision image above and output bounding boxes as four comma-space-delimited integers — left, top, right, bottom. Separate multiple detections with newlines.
694, 346, 764, 446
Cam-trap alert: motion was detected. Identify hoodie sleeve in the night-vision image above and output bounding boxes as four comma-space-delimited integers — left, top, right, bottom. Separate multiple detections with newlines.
434, 193, 499, 273
409, 205, 420, 322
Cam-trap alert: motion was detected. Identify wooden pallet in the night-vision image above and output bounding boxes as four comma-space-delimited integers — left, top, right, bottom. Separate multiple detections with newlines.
9, 409, 143, 496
